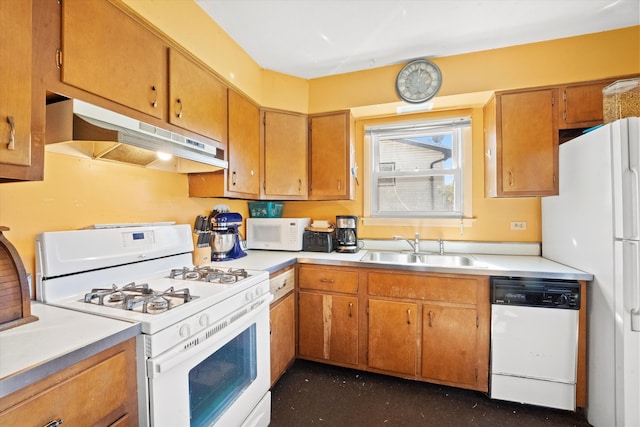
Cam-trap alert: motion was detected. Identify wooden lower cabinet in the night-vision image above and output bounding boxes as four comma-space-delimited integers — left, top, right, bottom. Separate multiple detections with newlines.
0, 337, 137, 426
421, 304, 481, 387
367, 271, 490, 392
293, 264, 490, 393
270, 292, 296, 386
298, 292, 358, 365
368, 299, 417, 375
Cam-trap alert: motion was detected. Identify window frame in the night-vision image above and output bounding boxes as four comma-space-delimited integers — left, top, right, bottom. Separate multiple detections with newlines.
362, 115, 473, 227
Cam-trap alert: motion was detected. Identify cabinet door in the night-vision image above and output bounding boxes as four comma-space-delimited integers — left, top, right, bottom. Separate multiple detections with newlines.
270, 293, 296, 386
228, 90, 260, 197
61, 0, 165, 119
262, 110, 308, 199
298, 292, 358, 365
368, 299, 417, 375
421, 304, 479, 387
0, 0, 31, 168
169, 49, 228, 143
487, 89, 558, 197
308, 111, 354, 200
560, 81, 611, 129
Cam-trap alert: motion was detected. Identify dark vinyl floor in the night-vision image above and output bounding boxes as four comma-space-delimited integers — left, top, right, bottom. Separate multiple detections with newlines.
270, 360, 592, 427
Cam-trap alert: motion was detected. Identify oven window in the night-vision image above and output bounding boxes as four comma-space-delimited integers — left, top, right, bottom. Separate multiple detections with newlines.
189, 324, 257, 427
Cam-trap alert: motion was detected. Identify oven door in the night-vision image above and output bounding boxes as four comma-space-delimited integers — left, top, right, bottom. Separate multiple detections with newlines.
146, 302, 270, 427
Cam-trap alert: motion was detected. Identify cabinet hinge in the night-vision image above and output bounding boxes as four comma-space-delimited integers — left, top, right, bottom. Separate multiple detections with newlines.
563, 90, 567, 101
476, 315, 479, 328
475, 367, 478, 384
551, 96, 555, 106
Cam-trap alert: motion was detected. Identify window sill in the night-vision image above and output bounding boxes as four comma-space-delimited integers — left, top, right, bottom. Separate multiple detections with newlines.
362, 217, 476, 228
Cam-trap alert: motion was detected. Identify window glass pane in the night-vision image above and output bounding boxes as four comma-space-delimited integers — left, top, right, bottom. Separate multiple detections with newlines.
367, 117, 469, 218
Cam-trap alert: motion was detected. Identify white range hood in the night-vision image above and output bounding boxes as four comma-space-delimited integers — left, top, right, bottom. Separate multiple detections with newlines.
45, 99, 228, 173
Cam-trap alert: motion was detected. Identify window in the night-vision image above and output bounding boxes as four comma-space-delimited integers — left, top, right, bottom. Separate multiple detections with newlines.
366, 117, 471, 219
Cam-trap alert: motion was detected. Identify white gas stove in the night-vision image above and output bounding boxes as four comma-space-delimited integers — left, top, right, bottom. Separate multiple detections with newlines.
35, 224, 272, 427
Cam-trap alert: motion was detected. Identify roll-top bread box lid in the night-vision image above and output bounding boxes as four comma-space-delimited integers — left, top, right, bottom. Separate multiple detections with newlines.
0, 226, 38, 331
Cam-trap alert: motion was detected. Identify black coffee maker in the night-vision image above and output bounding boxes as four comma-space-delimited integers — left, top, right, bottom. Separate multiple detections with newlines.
335, 215, 358, 253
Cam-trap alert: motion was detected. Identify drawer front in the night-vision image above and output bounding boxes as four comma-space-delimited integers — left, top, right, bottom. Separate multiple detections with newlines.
0, 350, 129, 425
270, 268, 295, 303
368, 272, 479, 304
298, 265, 358, 294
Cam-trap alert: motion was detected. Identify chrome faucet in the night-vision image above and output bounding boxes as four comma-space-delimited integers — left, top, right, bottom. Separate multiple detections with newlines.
438, 238, 445, 255
394, 233, 420, 253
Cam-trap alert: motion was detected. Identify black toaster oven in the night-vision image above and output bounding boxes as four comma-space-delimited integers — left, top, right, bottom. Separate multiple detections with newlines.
302, 230, 336, 253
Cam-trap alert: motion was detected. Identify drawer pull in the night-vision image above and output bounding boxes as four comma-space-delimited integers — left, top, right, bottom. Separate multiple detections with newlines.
176, 98, 183, 118
319, 278, 335, 284
406, 309, 411, 325
348, 302, 353, 317
428, 310, 433, 327
151, 85, 158, 108
43, 420, 64, 427
6, 116, 15, 150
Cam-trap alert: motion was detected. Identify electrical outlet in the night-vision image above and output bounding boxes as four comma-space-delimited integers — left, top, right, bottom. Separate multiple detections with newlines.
511, 221, 527, 230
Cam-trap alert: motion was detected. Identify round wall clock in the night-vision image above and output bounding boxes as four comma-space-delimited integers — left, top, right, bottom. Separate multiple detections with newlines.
395, 59, 442, 104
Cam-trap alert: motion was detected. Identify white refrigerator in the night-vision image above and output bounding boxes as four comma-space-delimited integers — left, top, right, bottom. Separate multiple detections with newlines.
542, 117, 640, 427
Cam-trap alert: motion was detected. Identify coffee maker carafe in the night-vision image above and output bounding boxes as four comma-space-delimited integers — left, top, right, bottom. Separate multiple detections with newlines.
336, 215, 358, 253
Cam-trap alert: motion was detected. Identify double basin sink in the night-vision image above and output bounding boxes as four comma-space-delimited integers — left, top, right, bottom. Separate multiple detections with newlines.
360, 251, 485, 268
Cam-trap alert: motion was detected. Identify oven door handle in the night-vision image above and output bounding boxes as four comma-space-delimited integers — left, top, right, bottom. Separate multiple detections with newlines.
147, 299, 270, 378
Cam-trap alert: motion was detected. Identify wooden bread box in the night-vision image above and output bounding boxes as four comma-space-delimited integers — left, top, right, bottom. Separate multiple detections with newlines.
0, 226, 38, 331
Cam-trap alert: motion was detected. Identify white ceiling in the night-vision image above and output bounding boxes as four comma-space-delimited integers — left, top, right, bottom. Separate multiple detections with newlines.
195, 0, 639, 79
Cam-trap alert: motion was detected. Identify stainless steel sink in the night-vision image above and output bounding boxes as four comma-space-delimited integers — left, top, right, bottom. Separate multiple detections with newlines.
360, 251, 484, 267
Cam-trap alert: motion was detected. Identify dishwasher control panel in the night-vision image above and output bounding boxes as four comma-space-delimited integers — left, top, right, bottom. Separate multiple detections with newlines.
491, 277, 580, 309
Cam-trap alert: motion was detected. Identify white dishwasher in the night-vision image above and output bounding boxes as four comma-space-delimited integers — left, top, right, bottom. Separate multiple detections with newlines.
490, 277, 581, 411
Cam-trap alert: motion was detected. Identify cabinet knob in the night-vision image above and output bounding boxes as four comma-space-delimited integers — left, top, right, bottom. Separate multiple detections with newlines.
43, 420, 64, 427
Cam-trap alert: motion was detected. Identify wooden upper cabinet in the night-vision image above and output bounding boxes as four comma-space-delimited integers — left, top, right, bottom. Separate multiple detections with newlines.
188, 89, 259, 198
559, 80, 612, 130
308, 111, 355, 200
61, 0, 165, 119
484, 88, 558, 197
227, 90, 260, 196
0, 0, 32, 171
168, 49, 228, 143
261, 109, 308, 199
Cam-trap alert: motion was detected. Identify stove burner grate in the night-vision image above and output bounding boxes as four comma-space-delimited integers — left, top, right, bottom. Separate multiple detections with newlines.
83, 283, 192, 314
169, 266, 250, 284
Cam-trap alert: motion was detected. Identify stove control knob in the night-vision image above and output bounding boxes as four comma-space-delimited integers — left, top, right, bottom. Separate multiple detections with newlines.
179, 324, 192, 338
255, 287, 263, 297
199, 313, 210, 327
245, 291, 254, 302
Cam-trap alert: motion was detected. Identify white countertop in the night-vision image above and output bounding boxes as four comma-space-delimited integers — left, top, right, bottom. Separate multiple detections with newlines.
0, 302, 140, 398
210, 243, 593, 281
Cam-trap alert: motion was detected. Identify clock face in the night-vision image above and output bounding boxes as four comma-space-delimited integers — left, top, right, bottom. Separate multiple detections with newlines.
395, 59, 442, 104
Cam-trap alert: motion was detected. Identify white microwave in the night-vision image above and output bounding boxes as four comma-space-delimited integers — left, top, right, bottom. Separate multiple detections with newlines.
246, 218, 310, 251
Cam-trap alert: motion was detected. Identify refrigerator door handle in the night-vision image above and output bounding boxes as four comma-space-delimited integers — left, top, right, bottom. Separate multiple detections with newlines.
624, 240, 640, 332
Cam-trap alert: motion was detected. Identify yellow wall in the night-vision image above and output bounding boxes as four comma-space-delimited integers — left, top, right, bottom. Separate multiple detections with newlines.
0, 0, 638, 276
